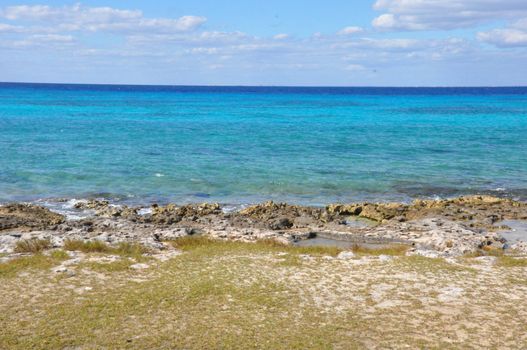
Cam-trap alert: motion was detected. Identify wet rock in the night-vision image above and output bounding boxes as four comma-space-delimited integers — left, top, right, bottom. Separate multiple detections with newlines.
73, 199, 110, 211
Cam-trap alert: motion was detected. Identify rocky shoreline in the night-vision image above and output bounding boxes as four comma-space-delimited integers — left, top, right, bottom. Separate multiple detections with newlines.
1, 195, 527, 257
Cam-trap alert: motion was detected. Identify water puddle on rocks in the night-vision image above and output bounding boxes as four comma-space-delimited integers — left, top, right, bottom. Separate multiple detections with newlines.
293, 234, 407, 250
499, 220, 527, 243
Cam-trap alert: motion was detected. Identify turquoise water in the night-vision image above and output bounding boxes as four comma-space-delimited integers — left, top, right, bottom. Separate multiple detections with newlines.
1, 83, 526, 206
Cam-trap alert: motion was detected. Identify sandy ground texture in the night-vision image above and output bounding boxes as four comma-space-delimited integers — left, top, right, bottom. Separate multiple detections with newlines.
0, 238, 526, 349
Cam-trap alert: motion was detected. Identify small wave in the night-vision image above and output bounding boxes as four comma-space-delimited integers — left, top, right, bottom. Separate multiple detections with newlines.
155, 173, 165, 177
35, 198, 94, 220
222, 204, 247, 213
138, 207, 152, 215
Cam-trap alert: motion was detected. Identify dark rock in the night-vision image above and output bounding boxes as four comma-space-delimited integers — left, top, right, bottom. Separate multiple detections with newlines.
0, 204, 65, 231
269, 217, 293, 230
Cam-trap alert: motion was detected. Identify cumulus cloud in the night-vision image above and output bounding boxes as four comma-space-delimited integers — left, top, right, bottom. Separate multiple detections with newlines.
337, 26, 363, 35
372, 0, 527, 31
478, 28, 527, 47
0, 4, 206, 33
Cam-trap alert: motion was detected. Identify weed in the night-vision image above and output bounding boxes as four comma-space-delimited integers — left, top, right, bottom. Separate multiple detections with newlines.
14, 239, 52, 254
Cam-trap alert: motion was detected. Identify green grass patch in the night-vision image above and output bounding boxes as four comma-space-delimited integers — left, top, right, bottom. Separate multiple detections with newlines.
395, 255, 476, 274
170, 236, 341, 257
113, 242, 151, 259
351, 244, 409, 256
64, 239, 111, 253
64, 240, 150, 261
14, 239, 52, 254
464, 247, 505, 258
49, 249, 70, 260
496, 256, 527, 267
0, 253, 68, 278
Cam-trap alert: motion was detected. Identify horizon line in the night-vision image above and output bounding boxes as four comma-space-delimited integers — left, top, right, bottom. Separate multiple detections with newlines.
2, 81, 527, 89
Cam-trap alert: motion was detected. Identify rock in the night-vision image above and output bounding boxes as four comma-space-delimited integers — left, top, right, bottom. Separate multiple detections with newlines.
130, 263, 150, 270
237, 201, 323, 229
378, 255, 393, 262
326, 204, 362, 216
337, 251, 355, 260
149, 203, 222, 224
52, 266, 69, 273
73, 199, 110, 211
410, 249, 441, 258
0, 204, 65, 232
269, 217, 293, 230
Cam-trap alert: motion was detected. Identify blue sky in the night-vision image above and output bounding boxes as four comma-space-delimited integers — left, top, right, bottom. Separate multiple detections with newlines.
1, 0, 527, 86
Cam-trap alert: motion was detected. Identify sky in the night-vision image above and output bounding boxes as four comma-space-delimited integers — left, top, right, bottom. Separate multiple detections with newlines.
1, 0, 527, 86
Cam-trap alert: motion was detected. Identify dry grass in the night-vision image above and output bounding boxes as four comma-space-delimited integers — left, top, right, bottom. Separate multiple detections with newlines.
465, 246, 505, 258
351, 243, 409, 256
0, 237, 525, 349
496, 256, 527, 267
0, 253, 68, 278
64, 239, 111, 253
14, 239, 52, 254
64, 240, 150, 260
170, 236, 341, 256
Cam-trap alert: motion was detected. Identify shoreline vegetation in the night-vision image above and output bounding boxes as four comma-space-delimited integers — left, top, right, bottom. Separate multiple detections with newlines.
1, 195, 527, 348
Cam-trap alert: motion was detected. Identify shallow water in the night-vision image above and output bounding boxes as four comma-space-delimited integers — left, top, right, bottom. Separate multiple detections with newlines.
293, 235, 405, 250
500, 220, 527, 242
1, 83, 527, 206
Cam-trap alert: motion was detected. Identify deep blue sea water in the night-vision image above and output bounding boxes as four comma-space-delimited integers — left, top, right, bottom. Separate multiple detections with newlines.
1, 83, 526, 207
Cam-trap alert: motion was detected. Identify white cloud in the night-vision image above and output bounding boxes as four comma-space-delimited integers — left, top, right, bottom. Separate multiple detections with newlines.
30, 34, 74, 42
334, 38, 423, 51
1, 4, 141, 22
0, 4, 206, 34
337, 26, 363, 35
273, 33, 289, 40
478, 28, 527, 47
0, 23, 24, 32
477, 16, 527, 47
2, 33, 75, 48
372, 0, 527, 31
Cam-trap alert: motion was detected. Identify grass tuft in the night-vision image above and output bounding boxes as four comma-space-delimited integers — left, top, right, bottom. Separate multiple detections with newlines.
63, 240, 151, 263
14, 239, 52, 254
49, 250, 70, 260
64, 239, 111, 253
496, 256, 527, 267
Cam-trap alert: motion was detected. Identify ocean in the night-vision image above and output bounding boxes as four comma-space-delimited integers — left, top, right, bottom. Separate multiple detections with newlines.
1, 83, 526, 207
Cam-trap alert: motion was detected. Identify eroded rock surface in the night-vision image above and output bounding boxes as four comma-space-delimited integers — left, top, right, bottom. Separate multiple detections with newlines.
0, 204, 65, 232
1, 195, 526, 256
